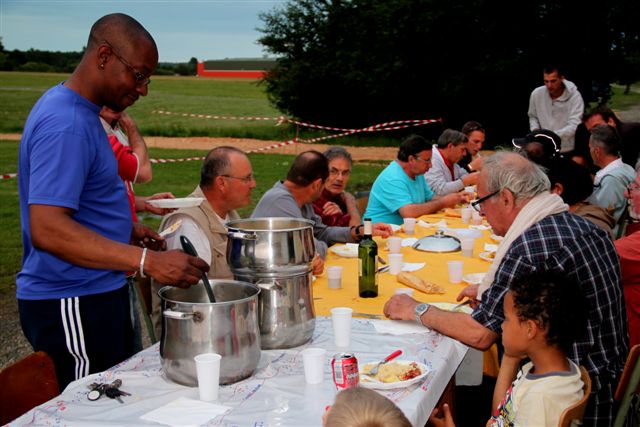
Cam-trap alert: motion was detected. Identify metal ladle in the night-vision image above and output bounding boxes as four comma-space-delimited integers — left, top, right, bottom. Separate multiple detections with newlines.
180, 235, 215, 303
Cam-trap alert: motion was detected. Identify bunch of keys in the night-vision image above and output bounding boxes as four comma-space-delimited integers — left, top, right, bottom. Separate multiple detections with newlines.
87, 379, 131, 403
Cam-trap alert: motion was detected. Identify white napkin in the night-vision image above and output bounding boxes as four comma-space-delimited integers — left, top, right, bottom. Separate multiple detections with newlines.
484, 243, 498, 252
140, 397, 232, 427
418, 219, 447, 228
469, 224, 491, 231
401, 237, 418, 247
401, 262, 425, 272
389, 224, 401, 233
371, 319, 429, 335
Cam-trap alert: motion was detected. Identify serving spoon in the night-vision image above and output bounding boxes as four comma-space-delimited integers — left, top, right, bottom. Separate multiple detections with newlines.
180, 235, 216, 303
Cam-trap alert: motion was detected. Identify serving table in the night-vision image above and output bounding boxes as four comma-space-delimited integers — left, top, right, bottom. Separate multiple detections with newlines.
10, 213, 496, 427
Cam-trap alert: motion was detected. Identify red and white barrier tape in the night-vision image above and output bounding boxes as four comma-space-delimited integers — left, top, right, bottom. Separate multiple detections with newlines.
153, 110, 285, 123
1, 173, 17, 180
148, 139, 298, 164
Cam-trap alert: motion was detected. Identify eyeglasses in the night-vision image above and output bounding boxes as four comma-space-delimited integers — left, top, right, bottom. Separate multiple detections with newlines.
103, 40, 151, 87
471, 190, 500, 213
221, 173, 255, 183
413, 155, 432, 164
627, 182, 640, 195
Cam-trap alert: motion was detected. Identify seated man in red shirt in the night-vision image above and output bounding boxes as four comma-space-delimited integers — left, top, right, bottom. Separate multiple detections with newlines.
312, 147, 362, 227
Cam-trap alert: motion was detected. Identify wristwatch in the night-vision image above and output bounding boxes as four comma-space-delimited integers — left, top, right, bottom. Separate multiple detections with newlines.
415, 303, 430, 324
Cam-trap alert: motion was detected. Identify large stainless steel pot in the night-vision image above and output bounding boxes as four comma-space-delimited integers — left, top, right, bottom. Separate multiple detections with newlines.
226, 217, 316, 277
159, 280, 261, 386
227, 217, 316, 349
235, 272, 315, 349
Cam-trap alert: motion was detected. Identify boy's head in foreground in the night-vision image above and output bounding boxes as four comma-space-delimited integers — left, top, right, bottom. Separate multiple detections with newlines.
502, 270, 588, 358
323, 386, 412, 427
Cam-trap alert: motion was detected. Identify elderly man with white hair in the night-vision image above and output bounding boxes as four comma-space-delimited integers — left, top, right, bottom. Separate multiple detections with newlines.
384, 152, 628, 426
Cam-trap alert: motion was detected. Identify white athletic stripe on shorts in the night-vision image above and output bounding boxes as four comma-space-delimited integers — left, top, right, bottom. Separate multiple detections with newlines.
60, 297, 90, 380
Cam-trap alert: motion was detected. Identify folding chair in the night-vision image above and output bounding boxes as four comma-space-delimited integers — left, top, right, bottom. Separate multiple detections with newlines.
614, 345, 640, 427
558, 366, 592, 427
0, 351, 59, 424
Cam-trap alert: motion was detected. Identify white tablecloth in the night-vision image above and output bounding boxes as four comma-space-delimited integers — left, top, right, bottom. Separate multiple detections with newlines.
10, 317, 468, 427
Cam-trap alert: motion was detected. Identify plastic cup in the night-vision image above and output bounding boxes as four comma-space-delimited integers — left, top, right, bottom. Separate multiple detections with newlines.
447, 261, 464, 284
194, 353, 221, 401
472, 210, 483, 225
388, 253, 404, 275
327, 266, 343, 289
465, 186, 475, 197
460, 238, 475, 257
387, 237, 402, 254
461, 207, 472, 224
395, 288, 415, 296
403, 218, 416, 235
301, 347, 326, 384
331, 307, 353, 348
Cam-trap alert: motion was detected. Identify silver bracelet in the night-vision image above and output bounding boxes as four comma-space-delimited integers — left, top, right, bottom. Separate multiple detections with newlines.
139, 247, 148, 278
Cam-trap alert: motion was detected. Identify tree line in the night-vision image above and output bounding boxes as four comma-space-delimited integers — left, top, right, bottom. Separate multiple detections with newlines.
0, 39, 197, 75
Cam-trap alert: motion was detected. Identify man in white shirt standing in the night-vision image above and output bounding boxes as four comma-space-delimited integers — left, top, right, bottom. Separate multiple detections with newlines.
151, 146, 256, 337
528, 66, 584, 153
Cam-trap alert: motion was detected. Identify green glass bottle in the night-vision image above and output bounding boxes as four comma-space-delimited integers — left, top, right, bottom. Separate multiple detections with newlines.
358, 218, 378, 298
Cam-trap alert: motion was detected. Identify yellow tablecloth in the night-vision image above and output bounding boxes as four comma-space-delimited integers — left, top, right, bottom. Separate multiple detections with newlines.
313, 212, 500, 376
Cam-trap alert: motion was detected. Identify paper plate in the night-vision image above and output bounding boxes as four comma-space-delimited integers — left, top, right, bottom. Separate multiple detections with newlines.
489, 233, 503, 242
147, 197, 204, 209
359, 361, 429, 390
479, 251, 496, 262
430, 302, 473, 314
444, 228, 483, 239
329, 244, 359, 258
462, 273, 486, 285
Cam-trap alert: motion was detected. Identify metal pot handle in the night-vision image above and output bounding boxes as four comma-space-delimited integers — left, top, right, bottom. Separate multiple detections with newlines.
227, 231, 257, 240
256, 278, 283, 291
163, 310, 195, 320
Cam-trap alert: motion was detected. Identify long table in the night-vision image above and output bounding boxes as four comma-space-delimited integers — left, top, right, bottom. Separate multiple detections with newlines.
10, 213, 493, 426
10, 317, 467, 427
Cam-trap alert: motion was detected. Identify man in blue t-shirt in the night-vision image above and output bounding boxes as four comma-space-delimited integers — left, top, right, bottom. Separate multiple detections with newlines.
364, 135, 470, 224
17, 13, 209, 389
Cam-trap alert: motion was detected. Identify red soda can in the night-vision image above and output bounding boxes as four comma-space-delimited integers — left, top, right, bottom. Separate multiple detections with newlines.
332, 353, 359, 389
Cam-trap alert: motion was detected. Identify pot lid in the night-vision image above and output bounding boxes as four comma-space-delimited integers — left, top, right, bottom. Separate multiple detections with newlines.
413, 230, 461, 253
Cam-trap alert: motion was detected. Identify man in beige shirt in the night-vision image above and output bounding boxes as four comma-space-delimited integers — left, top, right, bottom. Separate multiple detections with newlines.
151, 146, 256, 337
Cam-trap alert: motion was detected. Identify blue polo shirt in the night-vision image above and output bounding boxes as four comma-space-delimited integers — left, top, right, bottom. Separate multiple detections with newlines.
17, 83, 132, 300
364, 161, 434, 224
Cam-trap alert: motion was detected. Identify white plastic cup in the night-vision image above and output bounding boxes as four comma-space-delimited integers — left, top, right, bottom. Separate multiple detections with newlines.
447, 260, 464, 284
301, 347, 326, 384
388, 253, 404, 275
395, 288, 415, 296
472, 210, 483, 225
387, 237, 402, 254
461, 207, 472, 224
331, 307, 353, 348
403, 218, 416, 235
327, 266, 343, 289
194, 353, 221, 402
460, 238, 475, 257
465, 186, 475, 197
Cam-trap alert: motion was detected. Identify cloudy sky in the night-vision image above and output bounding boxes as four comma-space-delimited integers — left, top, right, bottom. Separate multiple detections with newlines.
0, 0, 286, 62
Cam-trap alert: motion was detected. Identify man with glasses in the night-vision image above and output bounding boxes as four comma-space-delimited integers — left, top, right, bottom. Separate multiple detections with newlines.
151, 146, 256, 338
365, 134, 469, 224
385, 152, 627, 426
425, 129, 479, 195
588, 124, 635, 235
312, 146, 361, 227
17, 14, 209, 389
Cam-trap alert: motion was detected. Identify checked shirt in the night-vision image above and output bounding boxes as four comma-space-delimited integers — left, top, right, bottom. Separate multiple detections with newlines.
472, 211, 628, 426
